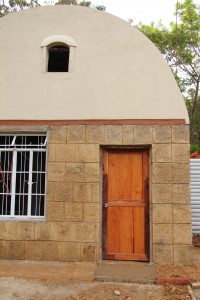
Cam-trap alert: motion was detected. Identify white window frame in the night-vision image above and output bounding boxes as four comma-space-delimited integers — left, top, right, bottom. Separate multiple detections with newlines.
0, 134, 47, 221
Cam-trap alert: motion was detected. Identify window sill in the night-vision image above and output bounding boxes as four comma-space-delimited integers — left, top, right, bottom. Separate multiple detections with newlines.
0, 216, 46, 222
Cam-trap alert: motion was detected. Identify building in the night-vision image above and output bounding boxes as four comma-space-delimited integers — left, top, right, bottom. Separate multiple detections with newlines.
0, 5, 192, 266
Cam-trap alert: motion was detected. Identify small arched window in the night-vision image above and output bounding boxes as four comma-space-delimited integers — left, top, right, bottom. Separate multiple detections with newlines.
48, 45, 69, 72
41, 35, 77, 73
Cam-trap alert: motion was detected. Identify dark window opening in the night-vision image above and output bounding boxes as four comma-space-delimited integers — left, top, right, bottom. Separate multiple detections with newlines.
48, 45, 69, 72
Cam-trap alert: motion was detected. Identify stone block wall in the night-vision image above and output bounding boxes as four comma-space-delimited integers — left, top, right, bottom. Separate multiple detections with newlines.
0, 124, 192, 264
152, 125, 192, 265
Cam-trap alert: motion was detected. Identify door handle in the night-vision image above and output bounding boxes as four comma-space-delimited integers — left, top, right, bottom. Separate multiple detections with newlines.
104, 203, 108, 208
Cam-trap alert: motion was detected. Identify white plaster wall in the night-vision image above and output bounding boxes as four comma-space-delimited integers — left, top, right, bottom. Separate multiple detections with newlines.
0, 6, 189, 122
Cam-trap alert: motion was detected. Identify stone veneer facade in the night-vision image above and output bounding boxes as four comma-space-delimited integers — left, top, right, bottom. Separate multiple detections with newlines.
0, 124, 192, 265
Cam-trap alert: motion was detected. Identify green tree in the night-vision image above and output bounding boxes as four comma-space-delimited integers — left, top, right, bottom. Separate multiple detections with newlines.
137, 0, 200, 146
55, 0, 105, 10
0, 0, 40, 17
0, 0, 105, 17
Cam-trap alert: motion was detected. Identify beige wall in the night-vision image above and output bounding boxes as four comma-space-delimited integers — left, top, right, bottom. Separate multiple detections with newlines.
0, 6, 189, 123
0, 124, 192, 265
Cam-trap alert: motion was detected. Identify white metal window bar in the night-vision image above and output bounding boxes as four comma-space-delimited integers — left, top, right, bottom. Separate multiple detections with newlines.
0, 135, 47, 219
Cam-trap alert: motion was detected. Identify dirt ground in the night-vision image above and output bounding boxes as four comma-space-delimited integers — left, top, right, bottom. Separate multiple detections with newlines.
1, 236, 200, 300
0, 277, 187, 300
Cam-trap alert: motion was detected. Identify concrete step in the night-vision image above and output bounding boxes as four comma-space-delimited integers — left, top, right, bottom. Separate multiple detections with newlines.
95, 261, 156, 283
0, 260, 96, 282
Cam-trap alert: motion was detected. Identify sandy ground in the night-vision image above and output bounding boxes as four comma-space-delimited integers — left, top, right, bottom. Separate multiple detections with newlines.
1, 236, 200, 300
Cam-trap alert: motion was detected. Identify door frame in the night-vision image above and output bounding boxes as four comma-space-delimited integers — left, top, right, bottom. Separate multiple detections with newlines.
101, 146, 150, 261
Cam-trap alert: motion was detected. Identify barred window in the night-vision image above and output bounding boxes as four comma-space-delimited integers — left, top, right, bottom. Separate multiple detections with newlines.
0, 135, 47, 219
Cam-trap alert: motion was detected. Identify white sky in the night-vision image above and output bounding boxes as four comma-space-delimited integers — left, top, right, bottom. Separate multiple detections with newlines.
40, 0, 199, 26
90, 0, 199, 25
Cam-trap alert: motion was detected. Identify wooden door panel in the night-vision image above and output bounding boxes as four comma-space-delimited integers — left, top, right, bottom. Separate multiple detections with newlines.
133, 207, 145, 255
102, 149, 149, 261
107, 207, 134, 254
108, 153, 143, 201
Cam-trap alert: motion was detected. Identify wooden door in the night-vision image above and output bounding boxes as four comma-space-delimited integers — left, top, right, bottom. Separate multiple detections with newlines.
102, 149, 149, 261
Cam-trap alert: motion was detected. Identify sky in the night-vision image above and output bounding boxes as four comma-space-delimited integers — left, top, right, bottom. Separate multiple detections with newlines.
40, 0, 199, 26
92, 0, 180, 25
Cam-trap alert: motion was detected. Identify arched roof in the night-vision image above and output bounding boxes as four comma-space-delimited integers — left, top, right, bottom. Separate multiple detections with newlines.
0, 5, 189, 122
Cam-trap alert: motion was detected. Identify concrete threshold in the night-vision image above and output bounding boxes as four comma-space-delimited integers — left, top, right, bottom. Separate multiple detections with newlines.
95, 261, 156, 283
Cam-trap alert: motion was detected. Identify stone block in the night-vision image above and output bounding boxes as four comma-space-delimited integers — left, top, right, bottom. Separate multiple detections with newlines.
54, 182, 73, 202
47, 182, 56, 201
35, 223, 54, 241
152, 163, 172, 183
152, 204, 172, 223
92, 183, 100, 202
83, 203, 100, 222
152, 144, 171, 162
7, 241, 25, 260
152, 184, 172, 203
173, 224, 192, 244
49, 126, 67, 144
75, 144, 99, 162
25, 241, 45, 260
17, 223, 35, 240
172, 163, 190, 183
47, 182, 73, 203
172, 144, 190, 163
48, 144, 56, 161
153, 125, 171, 143
61, 242, 81, 261
48, 162, 65, 182
65, 202, 83, 221
84, 163, 99, 183
172, 125, 189, 143
153, 244, 173, 264
66, 163, 99, 183
46, 202, 65, 221
190, 283, 200, 289
54, 222, 74, 241
172, 184, 190, 204
86, 125, 104, 144
44, 242, 61, 261
153, 224, 173, 244
65, 163, 85, 182
73, 183, 92, 202
0, 222, 4, 239
173, 205, 191, 224
134, 125, 153, 144
122, 125, 134, 144
3, 222, 18, 240
174, 245, 193, 265
74, 223, 99, 242
55, 144, 76, 162
105, 125, 122, 144
67, 125, 85, 143
0, 241, 8, 259
80, 243, 97, 261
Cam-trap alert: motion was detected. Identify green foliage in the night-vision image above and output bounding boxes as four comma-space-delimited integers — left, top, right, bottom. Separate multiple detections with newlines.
94, 4, 105, 11
190, 143, 199, 153
55, 0, 77, 4
137, 0, 200, 144
0, 0, 40, 17
0, 0, 105, 17
55, 0, 105, 10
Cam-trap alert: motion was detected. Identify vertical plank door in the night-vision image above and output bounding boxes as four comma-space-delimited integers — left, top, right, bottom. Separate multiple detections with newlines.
102, 149, 149, 261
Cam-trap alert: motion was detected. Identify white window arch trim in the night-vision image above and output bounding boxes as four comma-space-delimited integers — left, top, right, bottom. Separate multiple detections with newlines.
41, 35, 77, 73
